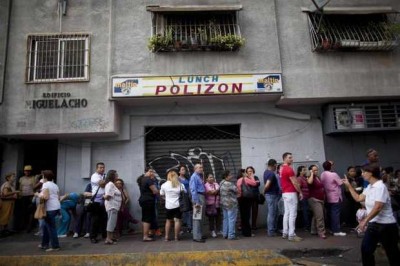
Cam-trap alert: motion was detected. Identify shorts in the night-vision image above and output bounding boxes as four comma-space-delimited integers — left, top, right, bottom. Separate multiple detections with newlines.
141, 201, 156, 224
166, 207, 182, 220
106, 209, 118, 232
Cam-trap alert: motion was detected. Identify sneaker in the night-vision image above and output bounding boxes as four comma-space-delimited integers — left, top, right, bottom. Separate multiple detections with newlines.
58, 234, 67, 238
282, 234, 288, 239
288, 235, 303, 242
38, 244, 48, 249
34, 231, 41, 236
228, 237, 240, 240
211, 231, 217, 238
84, 233, 90, 238
73, 233, 79, 238
333, 232, 346, 236
45, 247, 60, 252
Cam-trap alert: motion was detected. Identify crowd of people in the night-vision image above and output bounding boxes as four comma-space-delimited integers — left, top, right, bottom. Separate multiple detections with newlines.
1, 148, 399, 265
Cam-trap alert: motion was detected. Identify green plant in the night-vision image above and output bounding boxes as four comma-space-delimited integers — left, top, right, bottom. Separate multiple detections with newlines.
209, 34, 245, 51
147, 27, 173, 52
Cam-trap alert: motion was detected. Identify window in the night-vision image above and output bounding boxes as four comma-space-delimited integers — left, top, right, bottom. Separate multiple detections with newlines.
307, 13, 399, 52
148, 11, 244, 52
27, 34, 90, 83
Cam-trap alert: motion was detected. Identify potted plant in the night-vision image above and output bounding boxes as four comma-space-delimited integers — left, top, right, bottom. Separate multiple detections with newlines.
210, 34, 245, 51
147, 27, 173, 52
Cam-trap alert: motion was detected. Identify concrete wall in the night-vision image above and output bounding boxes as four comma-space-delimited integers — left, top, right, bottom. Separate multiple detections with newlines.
0, 0, 117, 136
276, 0, 400, 103
112, 0, 281, 75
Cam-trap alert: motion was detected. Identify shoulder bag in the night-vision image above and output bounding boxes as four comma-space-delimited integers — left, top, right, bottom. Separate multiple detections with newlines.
241, 178, 256, 199
34, 198, 47, 219
86, 186, 100, 213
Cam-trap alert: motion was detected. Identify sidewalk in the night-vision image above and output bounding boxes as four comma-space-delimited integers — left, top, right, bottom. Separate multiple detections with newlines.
0, 229, 365, 265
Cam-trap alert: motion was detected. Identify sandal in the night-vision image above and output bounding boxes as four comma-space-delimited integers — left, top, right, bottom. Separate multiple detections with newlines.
143, 237, 154, 242
104, 240, 115, 245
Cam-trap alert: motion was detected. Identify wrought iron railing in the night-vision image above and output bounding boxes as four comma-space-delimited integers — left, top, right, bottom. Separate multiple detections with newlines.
149, 12, 244, 52
308, 13, 399, 52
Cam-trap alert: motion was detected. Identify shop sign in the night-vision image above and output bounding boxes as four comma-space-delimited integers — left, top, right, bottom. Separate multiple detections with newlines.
112, 73, 282, 97
26, 92, 88, 109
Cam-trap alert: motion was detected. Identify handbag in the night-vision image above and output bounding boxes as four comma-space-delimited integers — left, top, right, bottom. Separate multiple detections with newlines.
86, 186, 100, 213
34, 199, 47, 219
257, 193, 266, 205
179, 185, 191, 213
241, 178, 256, 199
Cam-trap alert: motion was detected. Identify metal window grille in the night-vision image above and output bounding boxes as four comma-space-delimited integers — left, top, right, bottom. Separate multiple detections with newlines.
27, 34, 90, 83
308, 13, 399, 52
151, 12, 241, 51
332, 103, 400, 132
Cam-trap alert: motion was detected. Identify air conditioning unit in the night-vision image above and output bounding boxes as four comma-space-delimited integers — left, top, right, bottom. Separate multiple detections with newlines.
323, 103, 400, 134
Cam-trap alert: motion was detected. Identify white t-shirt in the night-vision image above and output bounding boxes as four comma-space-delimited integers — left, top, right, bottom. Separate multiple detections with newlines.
41, 181, 60, 211
362, 180, 396, 224
160, 181, 185, 210
104, 182, 122, 212
91, 172, 105, 195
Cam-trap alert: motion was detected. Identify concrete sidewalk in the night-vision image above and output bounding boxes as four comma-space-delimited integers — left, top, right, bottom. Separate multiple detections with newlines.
0, 229, 365, 265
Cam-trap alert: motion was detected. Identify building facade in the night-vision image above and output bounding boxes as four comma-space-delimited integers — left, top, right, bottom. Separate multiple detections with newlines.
1, 0, 399, 226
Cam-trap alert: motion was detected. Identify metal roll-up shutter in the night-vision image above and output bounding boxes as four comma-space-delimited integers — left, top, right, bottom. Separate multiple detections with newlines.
145, 125, 241, 228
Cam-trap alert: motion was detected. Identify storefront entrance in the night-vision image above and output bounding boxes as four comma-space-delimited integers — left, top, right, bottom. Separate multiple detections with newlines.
23, 140, 58, 179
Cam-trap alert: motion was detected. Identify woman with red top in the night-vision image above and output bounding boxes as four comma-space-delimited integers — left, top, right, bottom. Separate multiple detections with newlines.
237, 169, 259, 237
307, 165, 327, 239
297, 166, 310, 231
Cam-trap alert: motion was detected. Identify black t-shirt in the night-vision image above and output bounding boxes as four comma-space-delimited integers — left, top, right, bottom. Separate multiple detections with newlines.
139, 176, 155, 204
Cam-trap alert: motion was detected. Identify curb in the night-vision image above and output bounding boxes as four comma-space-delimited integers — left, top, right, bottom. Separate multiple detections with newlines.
0, 249, 293, 266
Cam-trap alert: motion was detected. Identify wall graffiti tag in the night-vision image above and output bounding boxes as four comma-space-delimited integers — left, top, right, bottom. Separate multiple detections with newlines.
148, 147, 237, 181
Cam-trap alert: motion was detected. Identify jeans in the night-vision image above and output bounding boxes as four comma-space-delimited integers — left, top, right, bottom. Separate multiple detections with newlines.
265, 194, 279, 236
192, 194, 205, 240
57, 207, 71, 236
361, 222, 400, 266
282, 192, 298, 237
42, 210, 60, 249
300, 198, 310, 229
182, 210, 192, 230
222, 207, 237, 239
327, 202, 341, 233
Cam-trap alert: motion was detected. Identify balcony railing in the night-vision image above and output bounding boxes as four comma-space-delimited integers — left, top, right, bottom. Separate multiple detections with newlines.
308, 13, 399, 52
148, 12, 244, 52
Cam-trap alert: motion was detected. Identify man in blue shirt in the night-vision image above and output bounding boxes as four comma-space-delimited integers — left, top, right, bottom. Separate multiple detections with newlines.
189, 164, 206, 242
263, 159, 280, 237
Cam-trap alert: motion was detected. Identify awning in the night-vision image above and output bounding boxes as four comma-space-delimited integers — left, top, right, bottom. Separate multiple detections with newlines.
146, 5, 243, 12
302, 6, 398, 14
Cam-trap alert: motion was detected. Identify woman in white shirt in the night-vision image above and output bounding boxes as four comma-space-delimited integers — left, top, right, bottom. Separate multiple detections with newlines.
35, 170, 61, 252
160, 170, 186, 241
344, 164, 399, 266
104, 170, 122, 245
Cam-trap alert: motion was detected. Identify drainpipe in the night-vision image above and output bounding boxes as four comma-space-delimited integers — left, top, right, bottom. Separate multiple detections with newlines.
0, 0, 12, 104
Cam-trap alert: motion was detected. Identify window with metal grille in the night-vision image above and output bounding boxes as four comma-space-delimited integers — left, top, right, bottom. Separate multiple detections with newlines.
307, 13, 399, 52
27, 34, 90, 83
148, 12, 244, 52
329, 103, 400, 133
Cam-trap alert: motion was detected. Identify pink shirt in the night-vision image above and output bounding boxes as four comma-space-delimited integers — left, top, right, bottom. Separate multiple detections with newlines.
205, 182, 220, 208
320, 171, 343, 203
